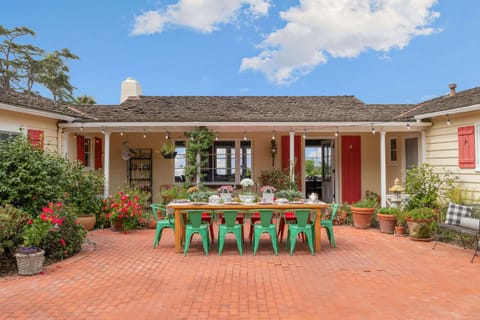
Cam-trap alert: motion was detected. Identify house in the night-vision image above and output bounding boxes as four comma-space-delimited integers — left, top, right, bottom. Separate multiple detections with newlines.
2, 79, 479, 206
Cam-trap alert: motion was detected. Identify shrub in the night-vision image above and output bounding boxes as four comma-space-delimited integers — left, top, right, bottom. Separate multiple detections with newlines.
0, 205, 31, 256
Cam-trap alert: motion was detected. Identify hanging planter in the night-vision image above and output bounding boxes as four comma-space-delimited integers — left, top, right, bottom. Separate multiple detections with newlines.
161, 151, 177, 159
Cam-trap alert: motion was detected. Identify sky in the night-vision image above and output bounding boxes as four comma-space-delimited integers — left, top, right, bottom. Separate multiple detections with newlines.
1, 0, 479, 105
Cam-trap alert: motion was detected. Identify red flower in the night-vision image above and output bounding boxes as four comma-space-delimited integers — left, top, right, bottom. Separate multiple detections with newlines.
60, 239, 66, 247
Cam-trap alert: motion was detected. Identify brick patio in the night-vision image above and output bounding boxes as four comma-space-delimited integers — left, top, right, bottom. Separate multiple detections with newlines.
1, 226, 479, 319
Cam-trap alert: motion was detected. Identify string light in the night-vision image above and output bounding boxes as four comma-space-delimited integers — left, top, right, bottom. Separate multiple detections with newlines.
303, 129, 307, 139
143, 129, 147, 139
406, 123, 411, 130
101, 127, 105, 134
272, 130, 275, 140
335, 128, 339, 137
371, 123, 375, 135
165, 131, 170, 140
446, 114, 451, 126
80, 125, 84, 132
215, 132, 219, 141
243, 131, 247, 141
120, 128, 124, 136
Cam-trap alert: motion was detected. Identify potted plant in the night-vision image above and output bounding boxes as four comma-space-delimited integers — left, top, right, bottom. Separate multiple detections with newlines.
15, 203, 64, 275
65, 169, 104, 231
184, 126, 215, 184
105, 191, 145, 232
405, 207, 436, 241
394, 210, 406, 236
159, 141, 177, 159
350, 193, 378, 229
377, 207, 400, 234
160, 185, 188, 205
275, 189, 304, 202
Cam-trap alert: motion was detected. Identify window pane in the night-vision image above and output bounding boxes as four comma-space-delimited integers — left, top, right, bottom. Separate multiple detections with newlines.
175, 141, 186, 182
390, 139, 397, 162
240, 141, 252, 179
84, 138, 91, 167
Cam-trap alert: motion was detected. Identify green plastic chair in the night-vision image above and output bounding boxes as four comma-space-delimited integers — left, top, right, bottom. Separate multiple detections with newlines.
217, 210, 243, 255
321, 203, 339, 248
181, 210, 212, 256
150, 204, 175, 249
285, 209, 315, 255
251, 209, 278, 256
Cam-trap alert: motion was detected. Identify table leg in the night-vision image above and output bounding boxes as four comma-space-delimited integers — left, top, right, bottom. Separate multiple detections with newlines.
314, 208, 322, 252
174, 208, 182, 253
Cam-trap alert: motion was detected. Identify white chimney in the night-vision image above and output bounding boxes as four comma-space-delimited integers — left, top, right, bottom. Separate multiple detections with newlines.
120, 77, 142, 103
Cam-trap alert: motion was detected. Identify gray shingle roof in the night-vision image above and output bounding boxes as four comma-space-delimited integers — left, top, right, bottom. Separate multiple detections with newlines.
394, 87, 480, 120
0, 89, 97, 120
75, 96, 412, 123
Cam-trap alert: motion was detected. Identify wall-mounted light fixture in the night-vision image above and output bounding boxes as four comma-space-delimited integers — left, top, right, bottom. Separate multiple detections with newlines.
271, 137, 277, 167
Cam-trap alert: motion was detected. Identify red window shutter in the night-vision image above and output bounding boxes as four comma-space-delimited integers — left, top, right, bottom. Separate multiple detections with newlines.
76, 135, 85, 165
94, 137, 103, 170
458, 126, 475, 168
27, 129, 44, 150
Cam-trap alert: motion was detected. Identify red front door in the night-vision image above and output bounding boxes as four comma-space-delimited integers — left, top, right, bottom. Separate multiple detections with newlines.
341, 136, 361, 203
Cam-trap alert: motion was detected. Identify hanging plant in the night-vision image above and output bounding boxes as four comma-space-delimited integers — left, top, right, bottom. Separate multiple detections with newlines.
183, 126, 215, 184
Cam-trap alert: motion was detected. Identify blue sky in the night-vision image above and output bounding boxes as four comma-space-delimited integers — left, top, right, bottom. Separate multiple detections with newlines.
1, 0, 479, 105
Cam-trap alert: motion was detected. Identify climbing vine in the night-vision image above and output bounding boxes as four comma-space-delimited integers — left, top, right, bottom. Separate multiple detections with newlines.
183, 126, 215, 185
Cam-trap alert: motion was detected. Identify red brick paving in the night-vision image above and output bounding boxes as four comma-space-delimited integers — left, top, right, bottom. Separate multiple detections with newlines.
1, 226, 479, 319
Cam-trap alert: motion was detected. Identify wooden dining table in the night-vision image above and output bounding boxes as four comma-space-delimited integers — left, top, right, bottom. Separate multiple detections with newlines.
167, 202, 330, 254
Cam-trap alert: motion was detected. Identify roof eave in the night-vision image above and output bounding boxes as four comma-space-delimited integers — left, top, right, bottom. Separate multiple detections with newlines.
0, 102, 76, 122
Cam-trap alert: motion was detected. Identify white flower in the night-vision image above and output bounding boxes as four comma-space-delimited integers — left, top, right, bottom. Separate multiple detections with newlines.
240, 178, 254, 187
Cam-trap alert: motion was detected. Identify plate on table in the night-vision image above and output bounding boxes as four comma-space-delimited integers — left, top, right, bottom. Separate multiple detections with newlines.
275, 198, 289, 204
225, 202, 242, 205
289, 201, 305, 204
174, 199, 190, 203
257, 202, 274, 205
190, 202, 208, 205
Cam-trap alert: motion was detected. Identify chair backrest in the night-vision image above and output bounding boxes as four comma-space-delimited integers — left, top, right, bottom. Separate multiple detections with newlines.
325, 203, 339, 223
294, 209, 312, 227
150, 204, 166, 222
258, 209, 274, 227
182, 210, 207, 228
221, 210, 239, 227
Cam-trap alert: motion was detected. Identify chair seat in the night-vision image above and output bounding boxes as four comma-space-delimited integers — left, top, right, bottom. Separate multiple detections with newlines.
286, 210, 314, 255
252, 210, 278, 255
217, 210, 244, 255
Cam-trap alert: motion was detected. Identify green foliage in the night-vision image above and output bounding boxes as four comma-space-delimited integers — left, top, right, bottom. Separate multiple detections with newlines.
377, 207, 401, 215
406, 207, 436, 220
275, 189, 304, 201
160, 185, 189, 204
258, 168, 294, 191
183, 126, 215, 184
0, 25, 79, 101
404, 164, 456, 210
305, 159, 322, 177
42, 204, 86, 260
0, 135, 103, 216
75, 95, 96, 105
0, 205, 30, 255
352, 197, 378, 208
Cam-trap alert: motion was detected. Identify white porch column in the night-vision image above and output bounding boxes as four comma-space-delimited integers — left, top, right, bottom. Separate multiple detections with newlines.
289, 130, 295, 183
380, 131, 387, 207
103, 132, 111, 198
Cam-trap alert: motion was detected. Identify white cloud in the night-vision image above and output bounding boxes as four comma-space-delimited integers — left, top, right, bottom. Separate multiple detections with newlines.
131, 0, 271, 35
240, 0, 440, 85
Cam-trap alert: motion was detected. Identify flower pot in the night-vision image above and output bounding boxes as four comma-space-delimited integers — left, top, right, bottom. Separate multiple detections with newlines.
377, 213, 397, 234
146, 218, 157, 229
77, 214, 96, 231
405, 218, 434, 241
351, 207, 375, 229
15, 249, 45, 276
395, 226, 405, 236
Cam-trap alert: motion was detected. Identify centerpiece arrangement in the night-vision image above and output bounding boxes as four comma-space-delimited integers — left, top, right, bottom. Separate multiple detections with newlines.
217, 185, 234, 203
239, 178, 256, 203
260, 185, 276, 203
187, 185, 217, 203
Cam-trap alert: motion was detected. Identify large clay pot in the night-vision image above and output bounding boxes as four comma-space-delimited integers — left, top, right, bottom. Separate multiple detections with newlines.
351, 207, 376, 229
77, 214, 96, 231
405, 218, 434, 241
377, 213, 397, 234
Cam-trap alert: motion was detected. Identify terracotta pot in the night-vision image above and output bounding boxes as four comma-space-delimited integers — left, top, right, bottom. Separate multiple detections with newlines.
351, 207, 375, 229
405, 218, 434, 241
77, 214, 96, 231
146, 218, 157, 229
394, 226, 405, 236
377, 213, 397, 234
112, 219, 125, 232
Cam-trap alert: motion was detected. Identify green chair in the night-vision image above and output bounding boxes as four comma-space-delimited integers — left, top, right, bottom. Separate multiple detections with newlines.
321, 204, 339, 248
150, 204, 175, 249
251, 209, 278, 256
285, 209, 315, 255
181, 210, 212, 256
217, 210, 243, 255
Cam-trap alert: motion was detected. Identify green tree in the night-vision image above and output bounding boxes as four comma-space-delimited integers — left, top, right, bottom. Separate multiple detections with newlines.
0, 25, 43, 90
36, 49, 79, 102
75, 94, 96, 105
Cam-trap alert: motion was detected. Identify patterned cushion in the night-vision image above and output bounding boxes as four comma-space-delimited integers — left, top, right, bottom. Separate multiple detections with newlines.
445, 202, 473, 225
